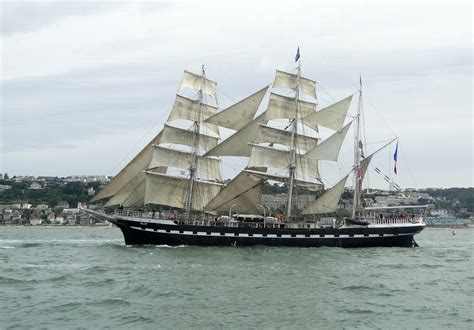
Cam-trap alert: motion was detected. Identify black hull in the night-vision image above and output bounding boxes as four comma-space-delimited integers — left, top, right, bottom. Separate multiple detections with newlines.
111, 218, 425, 248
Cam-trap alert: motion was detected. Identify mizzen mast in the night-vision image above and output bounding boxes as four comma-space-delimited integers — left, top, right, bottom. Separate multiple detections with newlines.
352, 77, 363, 219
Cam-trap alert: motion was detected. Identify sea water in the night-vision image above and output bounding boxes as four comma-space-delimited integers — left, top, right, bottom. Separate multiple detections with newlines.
0, 226, 472, 329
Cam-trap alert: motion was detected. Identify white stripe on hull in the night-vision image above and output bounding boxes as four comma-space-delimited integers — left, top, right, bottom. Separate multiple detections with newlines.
128, 226, 415, 238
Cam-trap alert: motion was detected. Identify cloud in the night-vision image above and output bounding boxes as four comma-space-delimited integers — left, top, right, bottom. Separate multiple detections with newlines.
0, 2, 117, 36
1, 0, 472, 188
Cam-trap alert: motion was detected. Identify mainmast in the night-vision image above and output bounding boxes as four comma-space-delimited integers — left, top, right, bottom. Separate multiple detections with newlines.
285, 58, 301, 219
184, 65, 206, 218
352, 77, 363, 219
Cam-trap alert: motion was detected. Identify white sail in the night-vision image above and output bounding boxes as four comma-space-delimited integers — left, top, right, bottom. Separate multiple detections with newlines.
144, 172, 222, 209
359, 154, 373, 182
303, 95, 353, 131
179, 70, 218, 101
248, 144, 290, 170
273, 70, 317, 99
358, 139, 396, 183
265, 93, 316, 121
205, 86, 269, 130
305, 121, 352, 161
248, 144, 321, 181
168, 94, 218, 122
295, 154, 322, 182
167, 94, 219, 134
255, 124, 318, 151
91, 132, 162, 202
104, 172, 145, 207
149, 145, 222, 181
301, 175, 349, 214
121, 176, 146, 207
160, 124, 218, 153
204, 113, 267, 157
205, 172, 264, 212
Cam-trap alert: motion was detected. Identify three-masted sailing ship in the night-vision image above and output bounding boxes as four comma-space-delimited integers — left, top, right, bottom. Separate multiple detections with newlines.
86, 56, 425, 247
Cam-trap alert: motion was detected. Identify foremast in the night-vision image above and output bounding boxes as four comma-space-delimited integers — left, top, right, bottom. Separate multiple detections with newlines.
184, 65, 206, 218
285, 60, 301, 219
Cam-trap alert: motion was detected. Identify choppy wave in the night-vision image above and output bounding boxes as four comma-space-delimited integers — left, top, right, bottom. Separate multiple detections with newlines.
0, 227, 472, 329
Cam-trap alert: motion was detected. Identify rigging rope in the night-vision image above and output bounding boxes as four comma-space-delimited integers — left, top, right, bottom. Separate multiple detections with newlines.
109, 107, 169, 175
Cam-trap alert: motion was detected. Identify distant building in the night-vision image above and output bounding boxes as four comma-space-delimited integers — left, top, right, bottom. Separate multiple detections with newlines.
37, 176, 62, 187
36, 204, 49, 210
79, 213, 92, 225
87, 187, 96, 196
261, 194, 316, 211
11, 210, 22, 222
63, 208, 80, 214
65, 175, 109, 184
12, 176, 35, 182
430, 209, 448, 217
57, 201, 70, 208
408, 192, 433, 201
65, 215, 77, 225
374, 195, 401, 206
28, 182, 43, 190
30, 219, 43, 226
0, 184, 12, 191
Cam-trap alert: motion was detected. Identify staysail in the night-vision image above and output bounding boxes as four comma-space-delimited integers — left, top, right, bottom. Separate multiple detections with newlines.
205, 171, 264, 212
205, 86, 269, 130
302, 175, 349, 214
302, 139, 396, 215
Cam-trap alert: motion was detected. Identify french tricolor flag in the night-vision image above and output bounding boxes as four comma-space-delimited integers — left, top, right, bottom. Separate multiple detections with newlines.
393, 141, 399, 174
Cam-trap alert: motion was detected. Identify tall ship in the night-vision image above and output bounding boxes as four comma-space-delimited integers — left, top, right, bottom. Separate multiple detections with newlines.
86, 54, 425, 247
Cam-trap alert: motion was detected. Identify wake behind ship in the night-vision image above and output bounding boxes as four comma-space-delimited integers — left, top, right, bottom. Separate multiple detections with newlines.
87, 53, 426, 247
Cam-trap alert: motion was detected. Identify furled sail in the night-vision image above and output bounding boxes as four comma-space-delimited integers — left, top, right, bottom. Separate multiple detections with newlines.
149, 145, 222, 181
303, 95, 353, 131
301, 175, 349, 214
179, 70, 218, 101
205, 171, 264, 212
205, 86, 269, 130
204, 113, 267, 157
144, 172, 222, 210
305, 121, 352, 161
254, 124, 318, 151
160, 124, 218, 153
273, 70, 317, 99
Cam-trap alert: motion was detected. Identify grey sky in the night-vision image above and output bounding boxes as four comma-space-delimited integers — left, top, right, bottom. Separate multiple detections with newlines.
1, 0, 472, 189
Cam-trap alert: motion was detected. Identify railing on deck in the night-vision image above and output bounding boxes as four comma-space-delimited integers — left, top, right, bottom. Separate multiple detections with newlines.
113, 209, 423, 228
